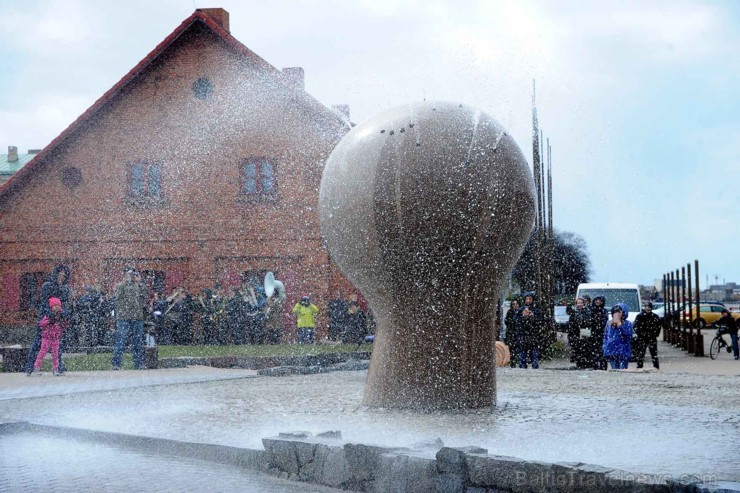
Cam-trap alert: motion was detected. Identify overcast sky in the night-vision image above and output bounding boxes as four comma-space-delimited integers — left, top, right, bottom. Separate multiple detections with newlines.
1, 0, 738, 289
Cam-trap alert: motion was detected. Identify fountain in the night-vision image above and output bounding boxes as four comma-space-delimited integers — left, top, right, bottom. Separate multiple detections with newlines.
319, 101, 535, 409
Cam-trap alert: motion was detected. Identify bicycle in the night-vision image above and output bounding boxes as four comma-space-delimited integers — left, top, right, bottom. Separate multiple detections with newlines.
709, 328, 734, 360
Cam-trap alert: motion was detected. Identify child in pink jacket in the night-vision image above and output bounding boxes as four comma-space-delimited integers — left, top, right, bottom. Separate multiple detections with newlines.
33, 297, 65, 376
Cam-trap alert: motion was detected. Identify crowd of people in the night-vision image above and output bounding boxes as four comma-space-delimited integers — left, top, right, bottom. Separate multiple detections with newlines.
502, 292, 664, 371
24, 263, 375, 374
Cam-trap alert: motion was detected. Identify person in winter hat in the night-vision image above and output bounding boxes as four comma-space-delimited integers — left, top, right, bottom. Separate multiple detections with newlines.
634, 302, 661, 369
602, 303, 634, 370
516, 292, 543, 369
32, 298, 66, 376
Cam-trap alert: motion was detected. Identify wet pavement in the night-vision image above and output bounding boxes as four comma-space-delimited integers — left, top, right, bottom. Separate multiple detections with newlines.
1, 340, 738, 488
0, 432, 342, 492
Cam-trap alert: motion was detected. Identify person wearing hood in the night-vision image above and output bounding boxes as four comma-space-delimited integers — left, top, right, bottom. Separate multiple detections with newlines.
25, 264, 72, 375
293, 295, 319, 344
589, 295, 609, 370
516, 292, 543, 369
634, 302, 661, 369
568, 297, 593, 369
602, 303, 635, 370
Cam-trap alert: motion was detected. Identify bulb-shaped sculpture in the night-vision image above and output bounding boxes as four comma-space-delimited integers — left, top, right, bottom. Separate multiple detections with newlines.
319, 101, 535, 410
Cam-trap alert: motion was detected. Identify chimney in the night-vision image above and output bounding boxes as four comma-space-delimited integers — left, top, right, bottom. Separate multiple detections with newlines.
281, 67, 305, 91
332, 104, 351, 121
8, 146, 18, 162
199, 8, 230, 33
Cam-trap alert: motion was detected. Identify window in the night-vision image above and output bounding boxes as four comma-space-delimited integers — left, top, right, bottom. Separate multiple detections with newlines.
127, 161, 163, 201
711, 306, 725, 313
240, 159, 277, 198
20, 272, 45, 311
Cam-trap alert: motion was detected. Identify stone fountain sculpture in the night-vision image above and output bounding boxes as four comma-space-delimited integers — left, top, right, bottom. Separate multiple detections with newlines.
319, 102, 535, 410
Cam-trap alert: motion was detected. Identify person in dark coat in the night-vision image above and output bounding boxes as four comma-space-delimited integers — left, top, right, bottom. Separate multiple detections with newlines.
715, 309, 739, 360
150, 291, 169, 345
226, 288, 248, 345
342, 295, 366, 344
328, 292, 349, 342
516, 292, 543, 369
589, 295, 609, 370
198, 288, 218, 345
76, 285, 99, 347
568, 297, 593, 369
244, 286, 267, 345
503, 299, 520, 368
633, 302, 661, 369
25, 264, 71, 375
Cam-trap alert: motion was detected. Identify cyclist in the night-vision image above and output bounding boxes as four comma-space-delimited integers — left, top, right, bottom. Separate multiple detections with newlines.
713, 309, 739, 360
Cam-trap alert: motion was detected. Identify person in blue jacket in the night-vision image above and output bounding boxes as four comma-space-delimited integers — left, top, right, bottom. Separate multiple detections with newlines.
602, 303, 634, 370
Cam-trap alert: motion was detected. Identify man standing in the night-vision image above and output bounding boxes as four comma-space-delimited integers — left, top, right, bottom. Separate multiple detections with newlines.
328, 291, 348, 342
590, 296, 609, 370
634, 302, 661, 369
112, 267, 147, 370
25, 264, 71, 375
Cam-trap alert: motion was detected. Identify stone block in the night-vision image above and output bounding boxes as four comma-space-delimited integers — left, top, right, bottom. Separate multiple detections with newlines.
278, 431, 313, 439
316, 430, 342, 440
262, 438, 300, 475
375, 452, 438, 493
568, 463, 617, 493
437, 447, 468, 477
344, 443, 409, 484
316, 444, 352, 488
466, 453, 522, 490
435, 473, 464, 493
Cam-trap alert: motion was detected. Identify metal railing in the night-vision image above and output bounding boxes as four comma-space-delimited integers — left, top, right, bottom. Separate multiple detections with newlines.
662, 259, 703, 356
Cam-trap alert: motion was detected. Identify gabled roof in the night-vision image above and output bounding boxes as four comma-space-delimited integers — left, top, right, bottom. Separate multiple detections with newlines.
0, 9, 347, 202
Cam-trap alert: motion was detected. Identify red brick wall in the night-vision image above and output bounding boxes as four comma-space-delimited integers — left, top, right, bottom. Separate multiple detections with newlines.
0, 22, 349, 338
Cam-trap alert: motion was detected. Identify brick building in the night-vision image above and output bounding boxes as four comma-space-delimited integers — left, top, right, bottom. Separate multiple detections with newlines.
0, 8, 355, 335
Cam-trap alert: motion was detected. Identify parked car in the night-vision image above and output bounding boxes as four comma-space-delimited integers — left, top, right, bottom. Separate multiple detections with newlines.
681, 302, 740, 329
554, 305, 570, 332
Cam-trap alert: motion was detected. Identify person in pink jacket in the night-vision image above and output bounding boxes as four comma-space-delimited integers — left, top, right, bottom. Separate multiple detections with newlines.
33, 297, 65, 376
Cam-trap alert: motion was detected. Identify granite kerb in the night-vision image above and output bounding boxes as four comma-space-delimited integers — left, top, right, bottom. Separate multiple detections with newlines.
158, 351, 371, 371
0, 422, 729, 493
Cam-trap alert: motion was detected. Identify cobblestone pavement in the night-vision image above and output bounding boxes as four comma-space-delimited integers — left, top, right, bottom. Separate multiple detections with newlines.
0, 432, 342, 493
1, 340, 738, 483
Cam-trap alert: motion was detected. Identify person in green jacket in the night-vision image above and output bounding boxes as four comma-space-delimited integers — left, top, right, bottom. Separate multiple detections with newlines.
112, 267, 147, 369
292, 295, 319, 344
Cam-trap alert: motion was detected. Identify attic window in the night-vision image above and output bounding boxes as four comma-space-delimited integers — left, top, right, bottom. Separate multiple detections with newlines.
193, 77, 213, 100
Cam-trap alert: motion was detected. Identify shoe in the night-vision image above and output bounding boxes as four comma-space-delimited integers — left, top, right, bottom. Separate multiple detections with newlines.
112, 366, 121, 371
33, 369, 42, 376
53, 371, 63, 376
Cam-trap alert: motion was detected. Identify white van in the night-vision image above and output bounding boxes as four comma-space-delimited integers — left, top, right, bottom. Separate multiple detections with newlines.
575, 282, 642, 324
